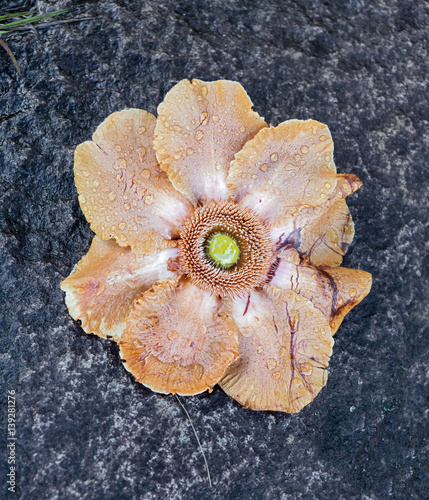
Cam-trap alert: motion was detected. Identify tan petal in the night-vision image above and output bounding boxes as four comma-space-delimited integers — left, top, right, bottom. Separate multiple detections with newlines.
154, 79, 267, 205
119, 277, 239, 395
271, 174, 362, 267
74, 109, 192, 255
270, 250, 372, 334
219, 286, 333, 413
227, 120, 338, 225
60, 236, 181, 341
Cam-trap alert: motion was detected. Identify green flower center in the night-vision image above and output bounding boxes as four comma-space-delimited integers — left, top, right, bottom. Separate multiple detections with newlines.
205, 232, 240, 268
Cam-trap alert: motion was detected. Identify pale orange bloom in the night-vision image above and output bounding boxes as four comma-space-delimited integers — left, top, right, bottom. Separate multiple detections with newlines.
61, 79, 372, 413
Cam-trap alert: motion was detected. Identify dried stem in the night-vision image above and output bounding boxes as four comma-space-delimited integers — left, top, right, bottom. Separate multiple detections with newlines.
175, 395, 212, 487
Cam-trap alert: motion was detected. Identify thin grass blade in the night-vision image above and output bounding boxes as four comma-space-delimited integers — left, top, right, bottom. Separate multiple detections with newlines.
0, 9, 69, 31
0, 11, 36, 22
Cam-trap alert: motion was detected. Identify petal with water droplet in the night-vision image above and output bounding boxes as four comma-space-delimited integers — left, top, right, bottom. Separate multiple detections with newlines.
154, 79, 267, 205
219, 286, 333, 413
119, 278, 239, 395
227, 120, 338, 225
60, 236, 182, 341
74, 109, 192, 255
271, 173, 362, 267
270, 249, 372, 334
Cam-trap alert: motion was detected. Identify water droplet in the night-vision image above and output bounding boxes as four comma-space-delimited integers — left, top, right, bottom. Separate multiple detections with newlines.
252, 174, 258, 179
256, 345, 264, 354
260, 163, 269, 172
200, 112, 209, 126
142, 169, 151, 179
301, 145, 309, 154
193, 364, 205, 380
349, 288, 357, 298
272, 371, 281, 379
93, 180, 100, 188
299, 363, 313, 376
279, 347, 288, 358
135, 216, 146, 224
118, 222, 126, 230
270, 152, 278, 162
187, 148, 194, 155
173, 151, 182, 160
168, 331, 179, 340
267, 358, 277, 370
239, 327, 253, 338
79, 194, 87, 204
138, 126, 146, 134
124, 202, 131, 211
223, 128, 228, 135
239, 125, 246, 133
172, 354, 181, 362
114, 158, 127, 170
114, 144, 122, 152
321, 193, 326, 199
241, 173, 247, 179
294, 154, 300, 162
120, 233, 127, 241
201, 86, 208, 95
325, 183, 331, 189
108, 191, 116, 201
319, 135, 327, 142
137, 147, 147, 161
145, 194, 154, 205
195, 130, 204, 141
212, 115, 219, 123
82, 170, 90, 178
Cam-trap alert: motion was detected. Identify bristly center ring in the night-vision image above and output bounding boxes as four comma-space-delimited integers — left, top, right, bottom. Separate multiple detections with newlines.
179, 201, 273, 298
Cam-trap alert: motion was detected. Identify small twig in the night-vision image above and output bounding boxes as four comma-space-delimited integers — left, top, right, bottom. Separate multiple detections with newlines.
0, 38, 20, 75
175, 395, 212, 487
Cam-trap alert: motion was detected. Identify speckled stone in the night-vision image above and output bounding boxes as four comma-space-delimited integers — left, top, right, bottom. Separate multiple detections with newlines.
1, 0, 428, 498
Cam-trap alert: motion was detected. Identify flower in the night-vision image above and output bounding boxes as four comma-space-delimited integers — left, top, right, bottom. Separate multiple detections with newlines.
61, 79, 372, 413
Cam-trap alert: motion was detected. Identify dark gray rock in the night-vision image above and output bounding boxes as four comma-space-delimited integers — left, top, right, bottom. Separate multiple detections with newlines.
1, 0, 428, 498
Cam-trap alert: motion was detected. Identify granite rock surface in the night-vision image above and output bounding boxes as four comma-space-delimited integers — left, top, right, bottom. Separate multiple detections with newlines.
0, 0, 428, 498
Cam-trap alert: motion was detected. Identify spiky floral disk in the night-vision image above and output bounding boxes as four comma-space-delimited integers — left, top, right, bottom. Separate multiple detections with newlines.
179, 201, 273, 298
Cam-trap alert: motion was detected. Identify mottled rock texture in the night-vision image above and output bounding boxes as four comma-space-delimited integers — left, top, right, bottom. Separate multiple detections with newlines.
1, 0, 428, 498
